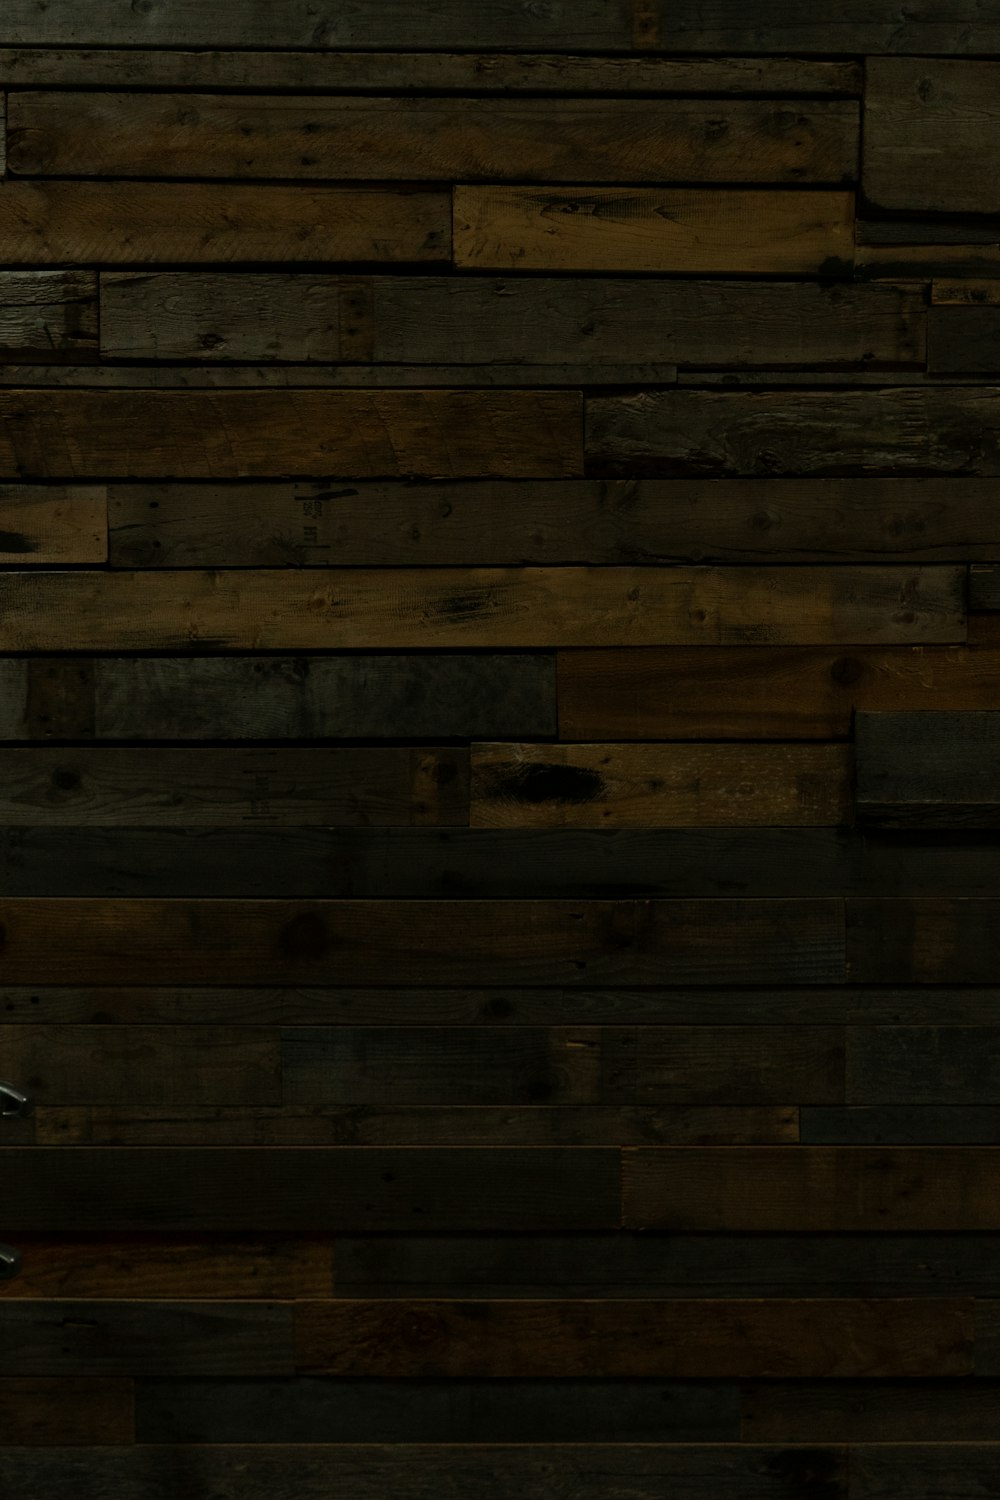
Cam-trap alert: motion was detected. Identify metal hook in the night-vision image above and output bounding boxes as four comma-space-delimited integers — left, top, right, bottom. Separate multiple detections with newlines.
0, 1081, 33, 1119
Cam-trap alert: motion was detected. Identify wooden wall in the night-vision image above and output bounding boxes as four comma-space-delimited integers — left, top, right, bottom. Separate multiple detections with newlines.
2, 7, 1000, 1496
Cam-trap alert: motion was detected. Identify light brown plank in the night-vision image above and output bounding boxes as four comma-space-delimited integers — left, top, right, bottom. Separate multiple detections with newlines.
0, 485, 106, 563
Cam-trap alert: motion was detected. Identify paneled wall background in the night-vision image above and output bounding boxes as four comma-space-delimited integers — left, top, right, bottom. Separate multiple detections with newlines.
3, 6, 1000, 1496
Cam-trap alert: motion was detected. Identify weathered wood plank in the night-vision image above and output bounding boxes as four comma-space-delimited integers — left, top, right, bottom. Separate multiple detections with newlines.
0, 391, 582, 480
0, 1446, 848, 1500
0, 899, 846, 986
743, 1383, 1000, 1442
640, 4, 1000, 53
801, 1107, 1000, 1144
0, 484, 106, 563
586, 387, 1000, 477
623, 1146, 1000, 1230
929, 305, 1000, 372
109, 476, 1000, 570
2, 1148, 620, 1231
857, 244, 1000, 280
846, 1026, 1000, 1105
557, 645, 998, 740
470, 742, 851, 827
0, 271, 96, 358
10, 94, 859, 184
454, 187, 855, 274
0, 1239, 333, 1299
856, 711, 1000, 827
865, 59, 1000, 215
0, 1302, 293, 1376
848, 899, 1000, 984
1, 362, 677, 390
971, 565, 1000, 610
851, 1447, 1000, 1500
0, 182, 450, 265
0, 746, 469, 826
0, 567, 964, 650
0, 1379, 133, 1444
100, 274, 920, 367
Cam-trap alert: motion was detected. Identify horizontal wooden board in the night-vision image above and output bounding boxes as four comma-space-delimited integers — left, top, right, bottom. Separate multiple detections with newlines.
295, 1297, 971, 1378
971, 565, 1000, 610
557, 645, 1000, 740
857, 244, 1000, 280
453, 187, 855, 274
0, 182, 450, 265
135, 1376, 740, 1443
1, 1148, 620, 1231
865, 58, 1000, 214
99, 275, 921, 368
928, 305, 1000, 372
0, 270, 96, 358
586, 388, 1000, 477
0, 567, 965, 650
0, 484, 106, 563
0, 1238, 333, 1299
0, 390, 582, 480
0, 746, 468, 826
850, 1447, 1000, 1500
0, 655, 556, 741
801, 1107, 1000, 1144
33, 1104, 798, 1147
9, 94, 859, 184
640, 4, 1000, 53
108, 476, 1000, 569
623, 1146, 1000, 1230
0, 363, 680, 390
743, 1382, 1000, 1442
848, 898, 1000, 984
0, 1379, 133, 1444
0, 1301, 293, 1376
846, 1027, 1000, 1105
0, 899, 845, 986
470, 742, 851, 827
856, 711, 1000, 827
0, 1447, 849, 1500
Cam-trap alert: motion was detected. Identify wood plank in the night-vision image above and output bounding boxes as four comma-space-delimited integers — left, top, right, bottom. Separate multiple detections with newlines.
135, 1376, 740, 1443
856, 711, 1000, 827
0, 899, 846, 986
975, 1303, 1000, 1376
623, 1146, 1000, 1230
282, 1025, 841, 1106
0, 746, 469, 826
10, 94, 859, 184
851, 1447, 1000, 1500
0, 567, 964, 650
334, 1231, 1000, 1297
0, 484, 106, 563
743, 1382, 1000, 1442
0, 1379, 133, 1444
0, 271, 96, 358
0, 1447, 849, 1500
0, 1238, 333, 1298
100, 274, 920, 367
0, 1301, 293, 1376
557, 645, 1000, 740
0, 182, 450, 265
801, 1107, 1000, 1144
929, 305, 1000, 372
0, 362, 678, 390
34, 1104, 798, 1147
0, 1025, 280, 1106
638, 5, 1000, 53
0, 391, 582, 480
846, 1027, 1000, 1105
865, 59, 1000, 214
971, 565, 1000, 610
586, 387, 1000, 477
1, 1148, 620, 1231
933, 279, 1000, 305
858, 244, 1000, 280
848, 899, 1000, 984
454, 187, 855, 274
110, 476, 1000, 570
470, 742, 851, 827
295, 1297, 971, 1378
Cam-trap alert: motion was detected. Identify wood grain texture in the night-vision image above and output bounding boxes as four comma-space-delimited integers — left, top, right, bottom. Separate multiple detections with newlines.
0, 484, 106, 563
847, 898, 1000, 984
0, 182, 450, 265
0, 1379, 133, 1444
970, 564, 1000, 610
469, 742, 851, 827
801, 1106, 1000, 1144
856, 711, 1000, 827
928, 305, 1000, 373
0, 390, 582, 480
0, 271, 97, 359
454, 187, 855, 274
9, 94, 859, 184
850, 1447, 1000, 1500
0, 1238, 333, 1299
0, 567, 964, 650
742, 1382, 1000, 1442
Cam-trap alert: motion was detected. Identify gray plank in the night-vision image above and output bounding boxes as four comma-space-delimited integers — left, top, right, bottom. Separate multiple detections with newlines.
929, 305, 1000, 373
971, 564, 1000, 609
642, 2, 1000, 53
847, 1026, 1000, 1105
852, 1446, 1000, 1500
802, 1107, 1000, 1144
743, 1382, 1000, 1442
0, 271, 97, 357
856, 711, 1000, 828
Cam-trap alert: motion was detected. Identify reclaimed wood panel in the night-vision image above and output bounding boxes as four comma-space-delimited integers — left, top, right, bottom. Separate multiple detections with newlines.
846, 1027, 1000, 1105
856, 711, 1000, 827
0, 1239, 333, 1299
850, 1447, 1000, 1500
0, 484, 106, 563
743, 1382, 1000, 1442
0, 271, 97, 359
453, 188, 855, 274
848, 898, 1000, 984
0, 567, 964, 650
0, 1379, 133, 1444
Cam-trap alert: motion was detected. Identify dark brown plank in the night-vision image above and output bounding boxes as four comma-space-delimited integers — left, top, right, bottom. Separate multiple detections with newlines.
0, 1379, 133, 1444
851, 1447, 1000, 1500
641, 4, 1000, 53
0, 182, 450, 265
623, 1146, 1000, 1230
2, 1148, 619, 1231
848, 899, 1000, 984
454, 187, 855, 274
100, 275, 919, 367
0, 1238, 333, 1298
0, 271, 96, 358
586, 387, 1000, 477
557, 645, 998, 740
0, 484, 106, 563
0, 746, 469, 826
971, 564, 1000, 610
856, 711, 1000, 827
295, 1298, 971, 1378
0, 362, 676, 390
743, 1383, 1000, 1442
846, 1027, 1000, 1105
801, 1107, 1000, 1144
0, 899, 845, 986
10, 94, 859, 184
929, 305, 1000, 372
0, 567, 964, 650
0, 391, 582, 480
857, 243, 1000, 280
